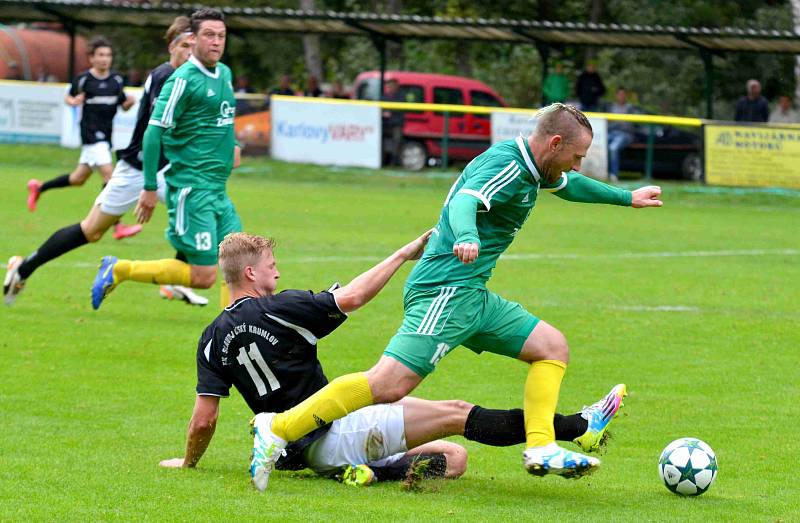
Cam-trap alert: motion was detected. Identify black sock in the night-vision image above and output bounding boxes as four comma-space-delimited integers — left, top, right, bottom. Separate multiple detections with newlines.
39, 174, 72, 193
18, 223, 88, 279
175, 251, 188, 263
463, 407, 589, 447
553, 413, 589, 442
370, 453, 447, 482
463, 407, 525, 446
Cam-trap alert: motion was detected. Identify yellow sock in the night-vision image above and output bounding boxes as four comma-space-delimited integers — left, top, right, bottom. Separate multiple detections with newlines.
271, 372, 373, 442
219, 281, 230, 309
524, 359, 567, 448
113, 259, 191, 286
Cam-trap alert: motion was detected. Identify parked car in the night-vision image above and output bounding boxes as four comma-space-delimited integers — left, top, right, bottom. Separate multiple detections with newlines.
620, 124, 703, 181
354, 71, 507, 170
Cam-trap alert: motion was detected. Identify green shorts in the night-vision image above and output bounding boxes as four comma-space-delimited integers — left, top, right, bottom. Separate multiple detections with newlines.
165, 186, 242, 266
384, 285, 540, 377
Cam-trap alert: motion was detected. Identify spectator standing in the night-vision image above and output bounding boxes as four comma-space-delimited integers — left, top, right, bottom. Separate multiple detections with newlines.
270, 74, 294, 96
329, 80, 349, 99
381, 79, 405, 167
236, 75, 255, 94
235, 75, 256, 115
303, 76, 322, 97
575, 61, 605, 112
734, 79, 769, 122
542, 62, 569, 105
768, 95, 799, 124
606, 87, 637, 183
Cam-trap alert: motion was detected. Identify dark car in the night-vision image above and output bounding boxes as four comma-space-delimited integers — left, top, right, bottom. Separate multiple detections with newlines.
619, 124, 703, 181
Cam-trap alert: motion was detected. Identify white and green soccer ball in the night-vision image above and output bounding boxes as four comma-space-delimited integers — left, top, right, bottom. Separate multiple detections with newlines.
658, 437, 718, 496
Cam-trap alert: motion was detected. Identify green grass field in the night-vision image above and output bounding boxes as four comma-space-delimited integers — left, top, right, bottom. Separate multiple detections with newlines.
1, 144, 798, 522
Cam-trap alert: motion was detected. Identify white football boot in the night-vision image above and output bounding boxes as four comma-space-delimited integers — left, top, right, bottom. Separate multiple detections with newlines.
249, 412, 287, 492
523, 442, 600, 479
159, 285, 209, 306
4, 256, 26, 305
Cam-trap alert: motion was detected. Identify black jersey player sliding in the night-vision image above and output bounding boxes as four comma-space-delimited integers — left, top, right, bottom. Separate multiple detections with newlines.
159, 231, 624, 487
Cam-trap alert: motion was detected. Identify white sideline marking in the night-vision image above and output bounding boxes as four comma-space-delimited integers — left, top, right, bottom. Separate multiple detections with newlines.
67, 248, 798, 268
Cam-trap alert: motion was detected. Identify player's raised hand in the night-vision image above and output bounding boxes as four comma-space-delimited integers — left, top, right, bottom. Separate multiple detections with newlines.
158, 458, 186, 468
399, 229, 433, 260
134, 190, 158, 224
453, 242, 480, 264
631, 185, 663, 208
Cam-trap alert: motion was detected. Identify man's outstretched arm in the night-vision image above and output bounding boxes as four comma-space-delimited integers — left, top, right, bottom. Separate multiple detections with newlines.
549, 171, 663, 208
159, 395, 220, 468
332, 230, 432, 313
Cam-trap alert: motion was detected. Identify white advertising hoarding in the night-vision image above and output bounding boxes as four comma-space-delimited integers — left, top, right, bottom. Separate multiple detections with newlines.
270, 97, 381, 168
0, 81, 64, 144
491, 111, 609, 180
61, 86, 143, 149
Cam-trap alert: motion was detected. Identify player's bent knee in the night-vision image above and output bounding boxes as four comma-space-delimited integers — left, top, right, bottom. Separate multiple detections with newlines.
80, 222, 107, 243
444, 445, 468, 478
84, 229, 105, 243
539, 324, 569, 362
371, 383, 409, 404
549, 334, 570, 363
190, 268, 217, 289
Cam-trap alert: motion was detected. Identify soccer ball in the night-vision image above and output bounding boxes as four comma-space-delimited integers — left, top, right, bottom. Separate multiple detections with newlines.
658, 437, 718, 496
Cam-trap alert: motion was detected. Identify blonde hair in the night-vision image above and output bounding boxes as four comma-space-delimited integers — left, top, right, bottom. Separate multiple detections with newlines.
533, 103, 593, 142
165, 16, 191, 45
218, 232, 276, 285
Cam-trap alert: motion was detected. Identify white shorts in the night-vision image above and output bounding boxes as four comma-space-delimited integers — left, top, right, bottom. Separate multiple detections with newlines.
303, 404, 407, 475
79, 142, 113, 167
94, 159, 168, 216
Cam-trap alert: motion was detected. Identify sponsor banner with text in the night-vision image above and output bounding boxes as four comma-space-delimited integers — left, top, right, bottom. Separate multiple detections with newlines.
705, 124, 800, 188
270, 97, 381, 168
0, 81, 64, 143
491, 111, 608, 180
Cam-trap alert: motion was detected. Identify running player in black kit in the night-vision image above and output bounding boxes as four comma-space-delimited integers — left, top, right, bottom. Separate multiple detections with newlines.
27, 36, 135, 213
4, 19, 206, 306
159, 231, 625, 488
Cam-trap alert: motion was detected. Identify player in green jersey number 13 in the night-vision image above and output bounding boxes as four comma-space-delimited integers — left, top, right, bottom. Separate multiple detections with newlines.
90, 8, 242, 311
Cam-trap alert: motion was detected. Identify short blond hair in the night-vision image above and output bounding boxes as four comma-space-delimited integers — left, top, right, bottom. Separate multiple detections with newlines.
533, 103, 593, 142
218, 232, 276, 285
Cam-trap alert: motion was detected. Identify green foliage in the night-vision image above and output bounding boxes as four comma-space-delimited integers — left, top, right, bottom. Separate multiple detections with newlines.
71, 0, 796, 112
1, 143, 799, 520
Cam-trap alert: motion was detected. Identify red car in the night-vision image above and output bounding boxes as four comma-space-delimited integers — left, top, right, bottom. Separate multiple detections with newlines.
354, 71, 507, 170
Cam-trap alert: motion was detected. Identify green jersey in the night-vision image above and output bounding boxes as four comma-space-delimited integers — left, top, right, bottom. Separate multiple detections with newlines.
406, 136, 632, 290
148, 55, 236, 191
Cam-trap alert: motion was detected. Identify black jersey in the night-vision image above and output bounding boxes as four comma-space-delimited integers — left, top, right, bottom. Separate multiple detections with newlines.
69, 69, 127, 145
196, 288, 347, 469
116, 62, 174, 170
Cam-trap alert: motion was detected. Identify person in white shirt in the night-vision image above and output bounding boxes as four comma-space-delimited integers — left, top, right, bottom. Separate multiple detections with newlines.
769, 95, 800, 124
